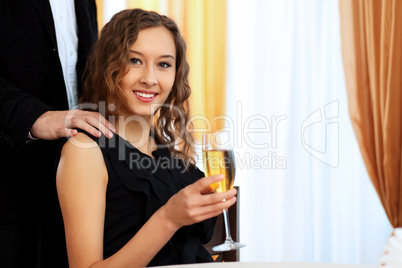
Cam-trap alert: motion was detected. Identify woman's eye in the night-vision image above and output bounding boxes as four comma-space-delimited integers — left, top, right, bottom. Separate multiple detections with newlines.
130, 58, 141, 65
158, 62, 172, 68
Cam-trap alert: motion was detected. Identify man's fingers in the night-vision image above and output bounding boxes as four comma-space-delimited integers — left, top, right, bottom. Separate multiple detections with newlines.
63, 128, 77, 138
95, 112, 116, 133
70, 118, 102, 137
80, 113, 112, 138
72, 111, 115, 138
86, 111, 116, 138
30, 110, 115, 140
107, 120, 117, 133
97, 122, 114, 138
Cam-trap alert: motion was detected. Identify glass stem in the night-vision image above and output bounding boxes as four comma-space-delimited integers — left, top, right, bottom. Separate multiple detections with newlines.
222, 208, 233, 241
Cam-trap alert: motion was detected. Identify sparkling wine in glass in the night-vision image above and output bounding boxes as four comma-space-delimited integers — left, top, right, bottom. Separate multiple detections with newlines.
202, 133, 245, 252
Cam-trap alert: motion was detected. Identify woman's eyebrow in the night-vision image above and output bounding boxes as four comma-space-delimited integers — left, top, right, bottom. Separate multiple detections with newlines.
129, 50, 175, 59
129, 50, 143, 55
160, 54, 175, 60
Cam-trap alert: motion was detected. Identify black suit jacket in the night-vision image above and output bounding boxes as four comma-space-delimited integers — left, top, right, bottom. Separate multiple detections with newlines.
0, 0, 97, 265
0, 0, 97, 149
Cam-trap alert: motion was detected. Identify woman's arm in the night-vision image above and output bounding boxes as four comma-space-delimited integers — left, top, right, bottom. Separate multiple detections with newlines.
57, 133, 237, 268
56, 133, 109, 268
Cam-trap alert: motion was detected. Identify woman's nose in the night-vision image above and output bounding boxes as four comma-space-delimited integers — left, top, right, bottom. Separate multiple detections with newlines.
140, 66, 158, 86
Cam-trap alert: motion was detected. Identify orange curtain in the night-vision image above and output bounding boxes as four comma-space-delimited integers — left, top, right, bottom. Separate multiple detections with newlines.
181, 0, 227, 140
339, 0, 402, 227
95, 0, 104, 28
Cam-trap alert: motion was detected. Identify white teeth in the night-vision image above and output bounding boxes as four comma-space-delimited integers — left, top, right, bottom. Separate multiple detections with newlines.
134, 91, 155, 98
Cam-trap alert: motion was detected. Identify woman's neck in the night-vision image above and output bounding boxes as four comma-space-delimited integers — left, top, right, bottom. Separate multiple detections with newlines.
115, 116, 156, 157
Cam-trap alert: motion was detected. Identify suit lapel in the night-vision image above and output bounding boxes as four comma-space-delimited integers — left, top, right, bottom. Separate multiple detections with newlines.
32, 0, 57, 46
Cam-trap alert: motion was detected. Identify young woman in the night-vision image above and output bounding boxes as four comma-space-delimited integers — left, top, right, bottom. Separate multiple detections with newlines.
56, 8, 237, 268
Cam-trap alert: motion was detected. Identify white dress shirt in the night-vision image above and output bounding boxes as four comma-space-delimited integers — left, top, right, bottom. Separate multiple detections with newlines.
49, 0, 79, 109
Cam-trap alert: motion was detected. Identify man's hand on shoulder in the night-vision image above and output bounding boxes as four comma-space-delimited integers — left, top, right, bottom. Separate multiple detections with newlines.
30, 110, 116, 140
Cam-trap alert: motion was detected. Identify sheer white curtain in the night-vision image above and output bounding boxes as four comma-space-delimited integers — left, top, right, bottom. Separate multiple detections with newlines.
225, 0, 392, 264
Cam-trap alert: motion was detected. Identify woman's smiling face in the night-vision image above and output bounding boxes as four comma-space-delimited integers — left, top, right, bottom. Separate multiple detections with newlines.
120, 26, 176, 117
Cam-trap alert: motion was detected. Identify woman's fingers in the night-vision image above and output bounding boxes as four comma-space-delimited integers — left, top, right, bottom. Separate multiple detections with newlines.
163, 175, 238, 227
196, 188, 237, 207
187, 196, 237, 222
199, 185, 215, 195
192, 174, 224, 192
182, 175, 238, 206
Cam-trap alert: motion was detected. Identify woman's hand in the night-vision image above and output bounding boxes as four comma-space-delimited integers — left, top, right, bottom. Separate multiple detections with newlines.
160, 174, 237, 230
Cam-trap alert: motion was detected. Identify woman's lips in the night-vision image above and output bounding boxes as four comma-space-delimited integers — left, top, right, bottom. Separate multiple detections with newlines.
133, 91, 158, 103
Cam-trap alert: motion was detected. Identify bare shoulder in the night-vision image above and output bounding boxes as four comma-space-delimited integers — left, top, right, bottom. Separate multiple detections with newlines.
62, 132, 100, 153
58, 132, 107, 184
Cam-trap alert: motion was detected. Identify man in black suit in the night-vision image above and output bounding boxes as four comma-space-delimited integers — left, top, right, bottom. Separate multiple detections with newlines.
0, 1, 115, 267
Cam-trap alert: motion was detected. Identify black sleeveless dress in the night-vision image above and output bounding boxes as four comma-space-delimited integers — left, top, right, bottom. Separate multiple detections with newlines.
82, 132, 216, 266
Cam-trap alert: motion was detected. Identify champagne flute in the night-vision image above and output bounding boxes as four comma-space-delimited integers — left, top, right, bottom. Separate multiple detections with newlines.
202, 132, 245, 252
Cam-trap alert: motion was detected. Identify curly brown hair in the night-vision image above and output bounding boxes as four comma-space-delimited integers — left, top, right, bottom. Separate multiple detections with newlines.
80, 8, 195, 164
